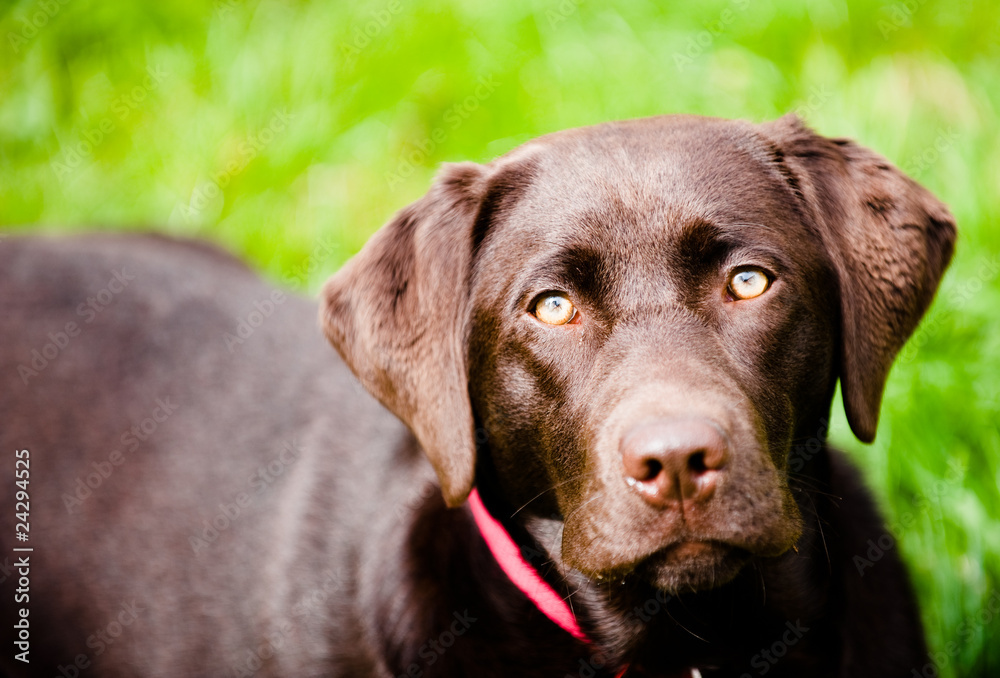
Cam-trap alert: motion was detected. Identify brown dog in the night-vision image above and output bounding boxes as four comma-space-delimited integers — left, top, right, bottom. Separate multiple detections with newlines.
1, 114, 953, 677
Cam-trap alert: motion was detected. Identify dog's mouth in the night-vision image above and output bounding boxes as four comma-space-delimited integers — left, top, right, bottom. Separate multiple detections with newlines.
559, 493, 800, 588
567, 535, 755, 593
660, 540, 736, 561
633, 540, 752, 592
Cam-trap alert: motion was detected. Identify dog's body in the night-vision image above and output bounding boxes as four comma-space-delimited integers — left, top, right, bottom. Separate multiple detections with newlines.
1, 115, 953, 677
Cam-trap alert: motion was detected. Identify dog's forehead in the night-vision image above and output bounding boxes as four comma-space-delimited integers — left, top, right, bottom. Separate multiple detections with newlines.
492, 116, 801, 248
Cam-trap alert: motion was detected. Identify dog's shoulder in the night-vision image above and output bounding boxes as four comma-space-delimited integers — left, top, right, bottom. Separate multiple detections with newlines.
822, 446, 928, 671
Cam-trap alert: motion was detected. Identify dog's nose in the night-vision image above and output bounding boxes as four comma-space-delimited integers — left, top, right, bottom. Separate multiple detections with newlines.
620, 419, 728, 508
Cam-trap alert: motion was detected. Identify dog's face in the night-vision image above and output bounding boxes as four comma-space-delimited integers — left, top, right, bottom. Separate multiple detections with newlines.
465, 119, 840, 590
322, 115, 955, 593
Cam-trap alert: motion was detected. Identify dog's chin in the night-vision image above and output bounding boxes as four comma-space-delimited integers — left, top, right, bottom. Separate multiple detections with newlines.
633, 541, 751, 593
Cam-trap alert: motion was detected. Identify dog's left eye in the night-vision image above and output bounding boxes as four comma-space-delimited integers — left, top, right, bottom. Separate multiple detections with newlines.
727, 267, 771, 300
533, 294, 577, 325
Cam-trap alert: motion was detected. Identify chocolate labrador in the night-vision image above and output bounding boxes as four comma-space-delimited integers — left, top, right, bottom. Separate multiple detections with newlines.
0, 114, 954, 677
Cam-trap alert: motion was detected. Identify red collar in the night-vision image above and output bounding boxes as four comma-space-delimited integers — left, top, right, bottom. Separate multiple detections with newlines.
468, 488, 590, 640
468, 488, 629, 677
468, 488, 700, 678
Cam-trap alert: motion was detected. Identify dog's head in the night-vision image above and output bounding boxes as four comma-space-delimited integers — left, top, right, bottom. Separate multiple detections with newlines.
321, 115, 955, 592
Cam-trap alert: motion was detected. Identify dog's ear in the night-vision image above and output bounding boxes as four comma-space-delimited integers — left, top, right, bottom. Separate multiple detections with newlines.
761, 115, 956, 442
320, 162, 487, 506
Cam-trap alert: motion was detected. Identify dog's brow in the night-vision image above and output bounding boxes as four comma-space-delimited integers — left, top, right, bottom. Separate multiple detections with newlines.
658, 219, 734, 273
519, 243, 611, 303
675, 219, 725, 254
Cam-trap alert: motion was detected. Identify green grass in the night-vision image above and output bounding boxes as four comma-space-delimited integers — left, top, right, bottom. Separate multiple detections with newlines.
2, 0, 998, 673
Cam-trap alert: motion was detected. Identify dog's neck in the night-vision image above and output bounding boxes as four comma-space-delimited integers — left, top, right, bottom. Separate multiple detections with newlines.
468, 488, 594, 642
469, 486, 706, 677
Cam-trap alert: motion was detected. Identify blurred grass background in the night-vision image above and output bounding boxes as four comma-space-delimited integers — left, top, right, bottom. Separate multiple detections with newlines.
1, 0, 998, 673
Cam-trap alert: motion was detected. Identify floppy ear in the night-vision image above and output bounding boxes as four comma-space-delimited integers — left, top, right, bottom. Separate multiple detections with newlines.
320, 162, 487, 506
760, 115, 956, 442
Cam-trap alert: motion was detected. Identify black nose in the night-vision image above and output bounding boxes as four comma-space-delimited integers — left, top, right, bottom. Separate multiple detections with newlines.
620, 418, 728, 508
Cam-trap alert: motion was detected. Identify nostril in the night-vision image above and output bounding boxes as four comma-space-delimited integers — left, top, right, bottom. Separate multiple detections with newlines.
688, 450, 707, 475
639, 458, 663, 482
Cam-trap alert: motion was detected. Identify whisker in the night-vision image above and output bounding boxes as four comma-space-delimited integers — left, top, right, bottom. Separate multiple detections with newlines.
561, 491, 606, 525
662, 605, 709, 643
754, 560, 766, 606
786, 473, 843, 502
510, 470, 600, 518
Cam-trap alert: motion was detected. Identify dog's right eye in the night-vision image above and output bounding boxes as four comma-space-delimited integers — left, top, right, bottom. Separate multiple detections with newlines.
532, 294, 577, 325
727, 267, 771, 300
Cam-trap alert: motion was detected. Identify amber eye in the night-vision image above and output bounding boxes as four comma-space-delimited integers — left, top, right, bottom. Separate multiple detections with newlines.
533, 294, 576, 325
728, 268, 771, 300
